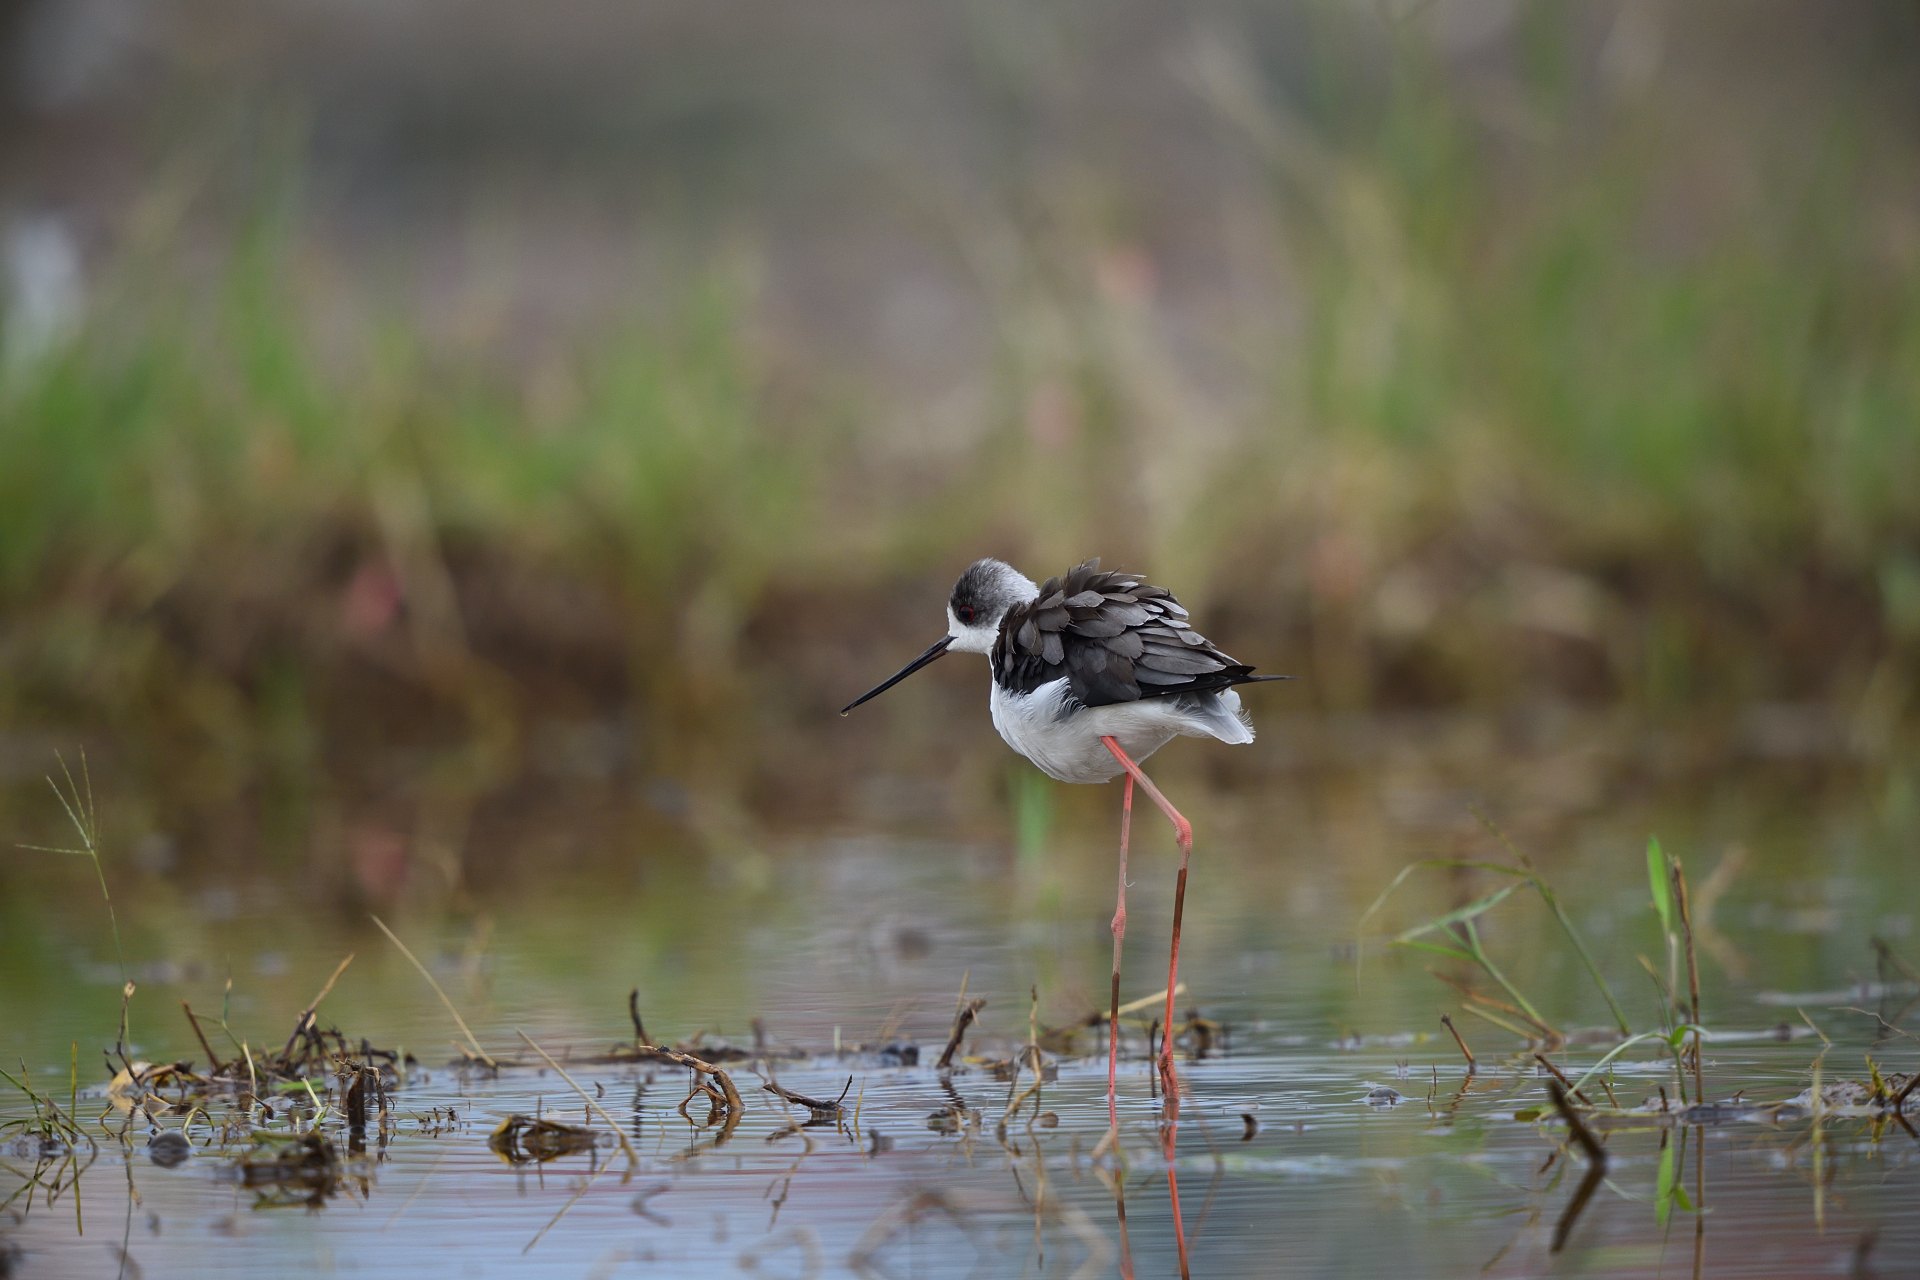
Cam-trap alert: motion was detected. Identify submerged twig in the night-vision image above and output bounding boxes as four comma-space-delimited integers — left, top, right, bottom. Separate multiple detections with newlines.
1546, 1080, 1608, 1253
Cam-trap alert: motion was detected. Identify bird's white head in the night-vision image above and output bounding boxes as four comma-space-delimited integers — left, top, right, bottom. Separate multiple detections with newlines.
944, 558, 1040, 654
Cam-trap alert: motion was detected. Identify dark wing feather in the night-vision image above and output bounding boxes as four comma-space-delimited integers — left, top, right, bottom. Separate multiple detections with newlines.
991, 559, 1279, 708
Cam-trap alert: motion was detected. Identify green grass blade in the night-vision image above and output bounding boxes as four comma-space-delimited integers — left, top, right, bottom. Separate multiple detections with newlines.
1394, 937, 1479, 965
1565, 1029, 1672, 1096
1355, 858, 1539, 934
1355, 858, 1539, 991
1647, 836, 1675, 936
1532, 879, 1633, 1037
1463, 917, 1553, 1034
1457, 1002, 1537, 1042
1392, 882, 1524, 942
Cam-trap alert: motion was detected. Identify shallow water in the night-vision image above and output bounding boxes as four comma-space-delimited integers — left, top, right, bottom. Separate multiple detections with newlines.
2, 722, 1917, 1277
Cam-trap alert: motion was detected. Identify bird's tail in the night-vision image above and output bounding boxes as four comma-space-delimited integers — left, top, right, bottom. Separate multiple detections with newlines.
1182, 689, 1255, 745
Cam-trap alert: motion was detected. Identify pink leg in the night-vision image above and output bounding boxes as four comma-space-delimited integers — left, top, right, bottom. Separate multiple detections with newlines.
1098, 738, 1193, 1103
1106, 769, 1134, 1135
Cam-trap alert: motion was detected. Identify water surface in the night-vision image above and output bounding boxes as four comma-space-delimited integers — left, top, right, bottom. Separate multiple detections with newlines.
2, 721, 1916, 1276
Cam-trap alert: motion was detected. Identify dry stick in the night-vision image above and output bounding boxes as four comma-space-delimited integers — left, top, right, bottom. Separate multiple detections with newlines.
1547, 1080, 1609, 1254
109, 982, 137, 1078
1095, 986, 1188, 1023
1427, 968, 1556, 1040
1002, 987, 1047, 1128
180, 1002, 221, 1073
369, 915, 496, 1069
763, 1078, 850, 1114
639, 1043, 744, 1111
1891, 1070, 1920, 1113
523, 1152, 615, 1255
1440, 1014, 1476, 1072
1455, 1001, 1538, 1044
514, 1030, 639, 1175
937, 998, 986, 1071
627, 989, 648, 1048
279, 952, 355, 1063
344, 1066, 370, 1132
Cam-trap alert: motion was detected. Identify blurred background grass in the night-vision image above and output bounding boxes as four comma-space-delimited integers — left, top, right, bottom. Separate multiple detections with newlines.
2, 0, 1917, 804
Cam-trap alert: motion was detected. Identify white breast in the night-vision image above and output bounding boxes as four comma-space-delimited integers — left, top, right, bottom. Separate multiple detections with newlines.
988, 678, 1252, 784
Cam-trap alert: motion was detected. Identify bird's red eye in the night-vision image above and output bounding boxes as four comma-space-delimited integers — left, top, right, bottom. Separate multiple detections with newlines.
957, 605, 976, 624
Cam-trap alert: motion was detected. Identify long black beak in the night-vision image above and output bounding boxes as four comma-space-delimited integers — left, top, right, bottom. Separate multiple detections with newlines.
840, 636, 953, 715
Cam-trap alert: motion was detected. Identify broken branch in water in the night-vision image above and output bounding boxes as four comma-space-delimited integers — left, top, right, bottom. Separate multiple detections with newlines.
181, 1001, 221, 1072
1534, 1052, 1593, 1108
277, 953, 355, 1064
938, 999, 986, 1071
635, 1040, 745, 1112
763, 1077, 851, 1117
1441, 1014, 1476, 1071
628, 989, 648, 1047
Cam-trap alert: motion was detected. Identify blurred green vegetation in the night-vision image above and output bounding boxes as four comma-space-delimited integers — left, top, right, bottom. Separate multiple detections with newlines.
1, 6, 1916, 786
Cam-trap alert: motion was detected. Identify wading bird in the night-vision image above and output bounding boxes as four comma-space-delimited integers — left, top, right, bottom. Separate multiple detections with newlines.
840, 557, 1288, 1129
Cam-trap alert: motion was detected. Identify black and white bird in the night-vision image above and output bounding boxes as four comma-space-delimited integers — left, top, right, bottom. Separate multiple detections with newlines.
841, 557, 1288, 1129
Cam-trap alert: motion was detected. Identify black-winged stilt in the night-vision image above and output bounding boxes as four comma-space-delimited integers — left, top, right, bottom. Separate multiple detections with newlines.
841, 557, 1288, 1130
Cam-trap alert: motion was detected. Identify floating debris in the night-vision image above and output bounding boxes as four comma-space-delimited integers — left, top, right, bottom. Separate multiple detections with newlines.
1782, 1074, 1917, 1113
488, 1114, 601, 1164
763, 1077, 851, 1122
228, 1132, 348, 1208
926, 1102, 978, 1134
